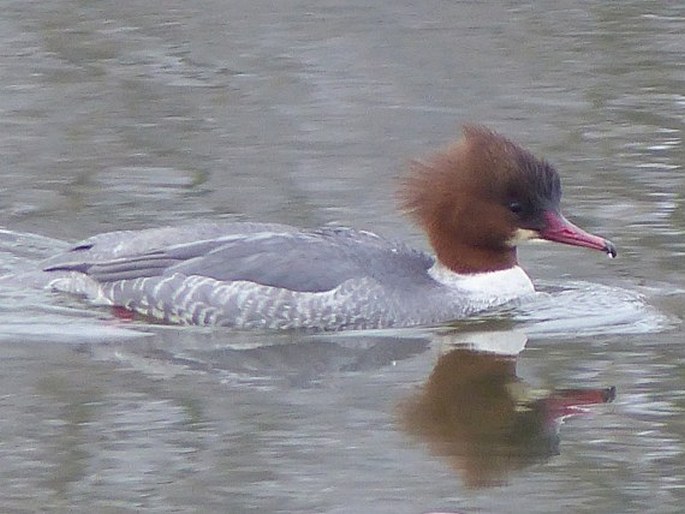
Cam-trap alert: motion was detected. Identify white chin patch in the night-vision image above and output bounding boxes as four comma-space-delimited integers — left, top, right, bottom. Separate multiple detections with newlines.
507, 228, 540, 246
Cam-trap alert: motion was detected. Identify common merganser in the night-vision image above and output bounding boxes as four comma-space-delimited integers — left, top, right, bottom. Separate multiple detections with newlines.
42, 125, 616, 330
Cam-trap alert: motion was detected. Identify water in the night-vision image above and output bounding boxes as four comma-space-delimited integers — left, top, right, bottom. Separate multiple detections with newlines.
1, 1, 684, 512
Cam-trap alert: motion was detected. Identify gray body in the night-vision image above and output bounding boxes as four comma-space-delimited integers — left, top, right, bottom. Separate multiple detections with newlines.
42, 221, 527, 330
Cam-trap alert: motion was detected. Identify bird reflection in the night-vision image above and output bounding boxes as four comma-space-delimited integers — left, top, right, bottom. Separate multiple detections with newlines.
400, 331, 615, 488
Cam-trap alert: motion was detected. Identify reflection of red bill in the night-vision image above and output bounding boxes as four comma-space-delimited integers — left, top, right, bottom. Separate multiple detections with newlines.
546, 386, 616, 418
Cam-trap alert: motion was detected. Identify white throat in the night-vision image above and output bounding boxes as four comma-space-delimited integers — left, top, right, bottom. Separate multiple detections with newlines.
428, 261, 535, 302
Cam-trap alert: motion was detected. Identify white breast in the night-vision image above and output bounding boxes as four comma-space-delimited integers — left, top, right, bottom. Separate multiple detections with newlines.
428, 262, 535, 306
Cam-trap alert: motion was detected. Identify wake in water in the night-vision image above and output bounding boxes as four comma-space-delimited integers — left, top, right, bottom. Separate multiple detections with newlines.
0, 229, 674, 341
476, 280, 675, 337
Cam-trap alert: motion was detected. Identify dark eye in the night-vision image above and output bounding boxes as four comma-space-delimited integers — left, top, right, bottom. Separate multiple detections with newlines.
508, 201, 523, 215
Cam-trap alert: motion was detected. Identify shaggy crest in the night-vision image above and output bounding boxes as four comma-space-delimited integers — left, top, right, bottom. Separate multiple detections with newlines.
400, 125, 561, 231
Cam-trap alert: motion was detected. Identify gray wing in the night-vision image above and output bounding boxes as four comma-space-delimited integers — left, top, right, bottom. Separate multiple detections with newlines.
43, 224, 435, 293
41, 221, 295, 268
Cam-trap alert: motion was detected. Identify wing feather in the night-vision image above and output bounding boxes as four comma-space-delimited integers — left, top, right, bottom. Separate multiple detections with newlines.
43, 224, 434, 293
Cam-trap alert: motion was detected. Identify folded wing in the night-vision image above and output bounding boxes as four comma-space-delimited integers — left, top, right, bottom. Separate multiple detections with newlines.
43, 223, 435, 294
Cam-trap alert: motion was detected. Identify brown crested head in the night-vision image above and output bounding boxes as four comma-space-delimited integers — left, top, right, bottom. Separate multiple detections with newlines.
400, 125, 615, 274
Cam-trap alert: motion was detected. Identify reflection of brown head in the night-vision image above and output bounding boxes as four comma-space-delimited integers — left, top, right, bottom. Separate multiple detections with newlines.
400, 347, 614, 488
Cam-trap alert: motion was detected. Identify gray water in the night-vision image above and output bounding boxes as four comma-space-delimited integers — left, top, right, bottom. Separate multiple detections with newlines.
0, 1, 684, 512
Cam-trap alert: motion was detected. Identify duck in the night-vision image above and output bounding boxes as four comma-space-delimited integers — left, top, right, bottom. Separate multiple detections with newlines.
41, 125, 616, 330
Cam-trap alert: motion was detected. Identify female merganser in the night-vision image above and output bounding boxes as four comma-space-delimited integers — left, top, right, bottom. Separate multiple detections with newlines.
42, 125, 616, 330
